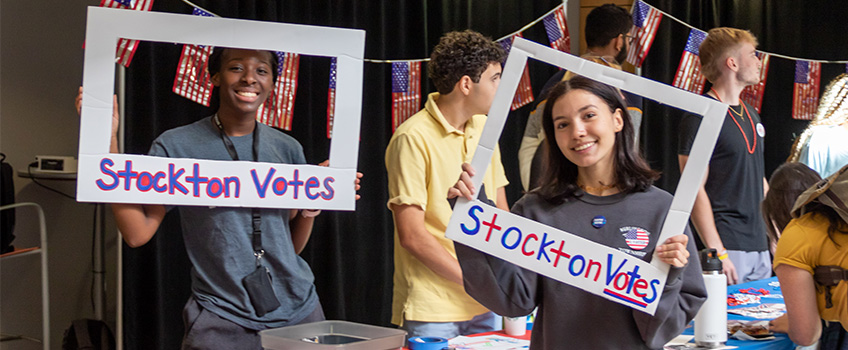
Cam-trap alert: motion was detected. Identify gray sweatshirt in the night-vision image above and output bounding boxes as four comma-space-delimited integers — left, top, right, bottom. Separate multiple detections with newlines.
456, 187, 707, 349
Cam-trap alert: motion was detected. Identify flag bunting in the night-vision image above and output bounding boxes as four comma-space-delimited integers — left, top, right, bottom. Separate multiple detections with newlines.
792, 61, 821, 120
500, 33, 534, 110
672, 29, 708, 94
256, 52, 300, 130
542, 5, 570, 53
391, 61, 422, 132
100, 0, 154, 67
626, 0, 662, 68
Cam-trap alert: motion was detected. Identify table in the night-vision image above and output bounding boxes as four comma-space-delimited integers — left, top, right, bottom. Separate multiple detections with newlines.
677, 276, 795, 350
402, 277, 796, 350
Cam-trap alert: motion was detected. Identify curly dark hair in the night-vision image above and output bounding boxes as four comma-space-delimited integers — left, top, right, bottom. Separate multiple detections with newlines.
536, 75, 659, 204
428, 30, 506, 95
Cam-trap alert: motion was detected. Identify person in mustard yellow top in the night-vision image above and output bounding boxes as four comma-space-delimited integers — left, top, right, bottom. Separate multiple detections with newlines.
773, 165, 848, 348
385, 30, 509, 338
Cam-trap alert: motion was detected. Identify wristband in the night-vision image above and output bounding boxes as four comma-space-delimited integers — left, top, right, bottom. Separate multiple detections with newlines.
718, 253, 728, 260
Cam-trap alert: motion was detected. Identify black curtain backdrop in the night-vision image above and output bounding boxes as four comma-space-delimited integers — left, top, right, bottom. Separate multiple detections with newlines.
639, 0, 848, 194
121, 1, 560, 349
120, 1, 848, 348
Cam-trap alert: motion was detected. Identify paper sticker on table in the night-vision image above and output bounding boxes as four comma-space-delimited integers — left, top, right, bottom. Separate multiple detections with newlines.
446, 38, 728, 315
77, 7, 364, 210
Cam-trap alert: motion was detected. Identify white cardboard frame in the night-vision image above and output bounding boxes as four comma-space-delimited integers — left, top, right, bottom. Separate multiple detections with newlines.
446, 38, 727, 315
77, 7, 364, 210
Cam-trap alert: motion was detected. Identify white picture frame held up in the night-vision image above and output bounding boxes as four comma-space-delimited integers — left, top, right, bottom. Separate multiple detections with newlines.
445, 38, 727, 315
77, 7, 365, 210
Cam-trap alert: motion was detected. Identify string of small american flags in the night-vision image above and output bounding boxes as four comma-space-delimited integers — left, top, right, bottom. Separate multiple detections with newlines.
628, 0, 848, 119
108, 0, 848, 134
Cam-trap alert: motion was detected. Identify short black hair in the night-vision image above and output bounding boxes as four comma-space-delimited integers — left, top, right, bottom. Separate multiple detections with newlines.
536, 75, 659, 204
428, 30, 506, 95
585, 4, 633, 48
206, 47, 278, 111
207, 47, 279, 82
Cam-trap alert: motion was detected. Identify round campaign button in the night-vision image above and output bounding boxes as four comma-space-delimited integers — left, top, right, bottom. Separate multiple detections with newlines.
592, 215, 606, 229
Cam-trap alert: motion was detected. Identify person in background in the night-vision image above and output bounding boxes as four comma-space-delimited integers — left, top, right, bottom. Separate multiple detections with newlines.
518, 3, 643, 192
678, 27, 769, 285
451, 76, 706, 349
788, 73, 848, 178
385, 30, 509, 339
771, 165, 848, 349
761, 162, 821, 254
76, 47, 361, 349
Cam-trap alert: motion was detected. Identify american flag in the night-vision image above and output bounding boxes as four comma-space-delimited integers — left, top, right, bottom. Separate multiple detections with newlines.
100, 0, 154, 67
391, 61, 421, 132
256, 52, 300, 130
792, 61, 821, 120
172, 7, 215, 106
622, 227, 650, 251
672, 29, 708, 94
499, 33, 534, 110
542, 5, 570, 53
626, 0, 662, 68
327, 57, 337, 139
740, 52, 770, 113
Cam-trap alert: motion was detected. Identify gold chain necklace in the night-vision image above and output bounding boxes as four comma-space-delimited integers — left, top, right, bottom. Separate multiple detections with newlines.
579, 183, 618, 193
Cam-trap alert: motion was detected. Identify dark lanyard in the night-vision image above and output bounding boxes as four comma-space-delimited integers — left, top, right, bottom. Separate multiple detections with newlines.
213, 114, 265, 265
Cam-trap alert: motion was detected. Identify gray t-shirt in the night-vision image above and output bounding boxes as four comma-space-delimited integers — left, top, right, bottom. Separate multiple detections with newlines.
457, 187, 707, 349
149, 116, 318, 330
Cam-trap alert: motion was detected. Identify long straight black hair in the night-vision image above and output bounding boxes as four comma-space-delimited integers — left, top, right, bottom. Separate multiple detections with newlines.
537, 75, 659, 205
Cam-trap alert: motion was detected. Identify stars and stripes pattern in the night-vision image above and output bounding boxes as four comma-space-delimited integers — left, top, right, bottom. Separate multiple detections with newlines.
792, 61, 821, 120
623, 227, 650, 251
672, 29, 708, 94
391, 61, 421, 132
172, 7, 215, 106
740, 52, 770, 113
327, 58, 337, 138
626, 0, 662, 68
499, 33, 534, 110
256, 52, 300, 130
99, 0, 154, 67
542, 5, 570, 53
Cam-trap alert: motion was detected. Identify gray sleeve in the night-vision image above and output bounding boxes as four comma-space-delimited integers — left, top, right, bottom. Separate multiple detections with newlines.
523, 102, 545, 139
455, 199, 540, 317
632, 225, 708, 348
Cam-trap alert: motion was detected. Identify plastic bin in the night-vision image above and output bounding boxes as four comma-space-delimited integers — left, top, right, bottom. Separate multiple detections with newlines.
260, 320, 407, 350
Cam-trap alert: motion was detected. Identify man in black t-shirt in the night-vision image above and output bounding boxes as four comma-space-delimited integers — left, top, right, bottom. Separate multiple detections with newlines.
678, 27, 770, 285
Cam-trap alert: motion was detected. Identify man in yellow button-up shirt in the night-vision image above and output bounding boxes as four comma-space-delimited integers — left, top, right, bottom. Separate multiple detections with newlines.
385, 30, 509, 339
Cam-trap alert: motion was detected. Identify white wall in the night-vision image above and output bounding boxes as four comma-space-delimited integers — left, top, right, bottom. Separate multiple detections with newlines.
0, 1, 118, 349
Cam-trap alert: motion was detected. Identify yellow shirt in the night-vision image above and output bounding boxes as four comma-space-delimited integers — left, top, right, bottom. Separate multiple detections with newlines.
774, 213, 848, 330
385, 92, 509, 324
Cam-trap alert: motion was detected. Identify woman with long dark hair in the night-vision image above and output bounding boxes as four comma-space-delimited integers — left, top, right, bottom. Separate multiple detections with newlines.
450, 76, 706, 349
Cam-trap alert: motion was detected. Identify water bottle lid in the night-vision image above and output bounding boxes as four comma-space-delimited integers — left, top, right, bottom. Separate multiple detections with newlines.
700, 248, 722, 272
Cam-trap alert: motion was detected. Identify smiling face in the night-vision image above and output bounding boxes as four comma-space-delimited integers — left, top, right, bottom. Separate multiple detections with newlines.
211, 49, 275, 118
551, 89, 624, 174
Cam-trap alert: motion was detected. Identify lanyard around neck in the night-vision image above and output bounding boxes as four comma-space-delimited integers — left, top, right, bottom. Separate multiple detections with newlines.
710, 89, 757, 155
213, 114, 265, 263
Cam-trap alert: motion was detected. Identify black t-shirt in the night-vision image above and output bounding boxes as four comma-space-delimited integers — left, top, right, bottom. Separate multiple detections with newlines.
678, 97, 768, 252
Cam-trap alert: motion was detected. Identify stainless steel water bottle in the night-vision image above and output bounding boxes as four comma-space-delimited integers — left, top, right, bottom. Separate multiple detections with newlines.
694, 248, 727, 348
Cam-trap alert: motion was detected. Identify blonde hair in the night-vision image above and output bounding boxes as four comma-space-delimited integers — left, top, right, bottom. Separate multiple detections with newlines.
788, 73, 848, 162
699, 27, 758, 83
